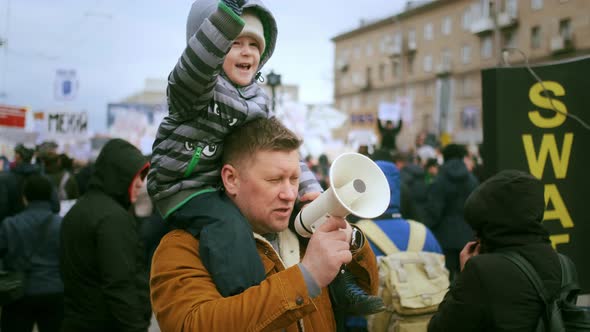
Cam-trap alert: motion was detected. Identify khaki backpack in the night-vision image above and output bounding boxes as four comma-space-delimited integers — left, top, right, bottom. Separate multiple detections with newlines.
356, 219, 450, 332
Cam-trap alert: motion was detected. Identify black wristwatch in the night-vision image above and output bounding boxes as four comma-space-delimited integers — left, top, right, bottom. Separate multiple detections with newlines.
350, 225, 365, 253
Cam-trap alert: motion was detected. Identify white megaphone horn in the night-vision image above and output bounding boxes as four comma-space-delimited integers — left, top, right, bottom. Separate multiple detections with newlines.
295, 152, 390, 237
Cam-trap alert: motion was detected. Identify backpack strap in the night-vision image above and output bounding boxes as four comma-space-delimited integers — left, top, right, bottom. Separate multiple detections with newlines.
356, 219, 400, 255
406, 220, 427, 252
500, 252, 551, 302
500, 252, 559, 331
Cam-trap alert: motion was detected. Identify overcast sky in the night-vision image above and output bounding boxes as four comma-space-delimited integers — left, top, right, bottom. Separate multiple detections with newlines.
0, 0, 406, 132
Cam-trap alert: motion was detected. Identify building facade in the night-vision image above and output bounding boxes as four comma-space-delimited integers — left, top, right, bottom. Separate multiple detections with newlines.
332, 0, 590, 150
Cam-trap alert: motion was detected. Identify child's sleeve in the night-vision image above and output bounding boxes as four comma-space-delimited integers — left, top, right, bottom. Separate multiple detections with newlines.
298, 161, 324, 198
167, 3, 245, 122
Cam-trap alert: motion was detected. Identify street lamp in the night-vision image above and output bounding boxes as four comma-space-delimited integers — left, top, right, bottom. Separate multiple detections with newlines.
266, 70, 281, 112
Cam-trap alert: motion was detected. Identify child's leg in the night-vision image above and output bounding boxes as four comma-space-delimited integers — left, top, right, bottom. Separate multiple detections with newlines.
329, 269, 385, 316
169, 191, 266, 296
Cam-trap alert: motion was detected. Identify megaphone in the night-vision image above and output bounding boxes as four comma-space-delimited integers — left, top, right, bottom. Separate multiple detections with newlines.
295, 152, 390, 237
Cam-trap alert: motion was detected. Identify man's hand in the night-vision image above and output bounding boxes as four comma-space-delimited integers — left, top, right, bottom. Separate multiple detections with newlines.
221, 0, 245, 16
301, 216, 352, 288
459, 240, 480, 272
298, 192, 352, 243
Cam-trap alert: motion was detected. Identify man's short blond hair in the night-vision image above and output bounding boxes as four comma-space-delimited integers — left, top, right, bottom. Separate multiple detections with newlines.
223, 117, 302, 167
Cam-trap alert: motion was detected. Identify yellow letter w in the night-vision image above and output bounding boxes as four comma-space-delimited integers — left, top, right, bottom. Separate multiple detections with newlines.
522, 133, 573, 179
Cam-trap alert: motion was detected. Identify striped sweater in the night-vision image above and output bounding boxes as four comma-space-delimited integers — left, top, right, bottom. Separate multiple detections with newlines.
148, 0, 322, 218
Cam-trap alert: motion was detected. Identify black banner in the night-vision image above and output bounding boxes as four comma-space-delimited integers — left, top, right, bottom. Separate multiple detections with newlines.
482, 55, 590, 293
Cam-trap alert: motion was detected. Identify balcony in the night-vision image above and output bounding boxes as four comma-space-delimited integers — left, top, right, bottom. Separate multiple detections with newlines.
436, 63, 452, 76
550, 35, 574, 54
497, 12, 518, 28
470, 11, 518, 35
470, 16, 494, 35
336, 59, 349, 73
405, 39, 417, 54
385, 44, 402, 57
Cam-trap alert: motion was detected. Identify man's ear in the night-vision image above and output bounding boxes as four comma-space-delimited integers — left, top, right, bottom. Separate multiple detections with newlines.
221, 164, 239, 195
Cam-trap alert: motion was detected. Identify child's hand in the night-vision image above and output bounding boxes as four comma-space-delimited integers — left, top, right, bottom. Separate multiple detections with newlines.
221, 0, 245, 16
299, 191, 321, 206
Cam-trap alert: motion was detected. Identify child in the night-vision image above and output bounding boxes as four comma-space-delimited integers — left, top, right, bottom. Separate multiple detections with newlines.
148, 0, 382, 313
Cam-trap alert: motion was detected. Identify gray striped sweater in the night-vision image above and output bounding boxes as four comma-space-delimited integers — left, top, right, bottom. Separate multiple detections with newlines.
148, 0, 322, 218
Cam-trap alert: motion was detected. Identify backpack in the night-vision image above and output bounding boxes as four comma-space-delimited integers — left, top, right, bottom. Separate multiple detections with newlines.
356, 219, 450, 332
501, 251, 590, 332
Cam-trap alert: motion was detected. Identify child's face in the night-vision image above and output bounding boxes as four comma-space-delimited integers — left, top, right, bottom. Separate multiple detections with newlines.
223, 36, 261, 87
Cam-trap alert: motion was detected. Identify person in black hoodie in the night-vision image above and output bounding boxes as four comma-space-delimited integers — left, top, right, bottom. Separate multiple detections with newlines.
424, 144, 478, 281
60, 139, 151, 332
428, 170, 561, 331
0, 174, 63, 332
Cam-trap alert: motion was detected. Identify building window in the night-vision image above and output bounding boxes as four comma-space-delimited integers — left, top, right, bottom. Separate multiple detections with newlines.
531, 0, 543, 10
340, 98, 350, 112
461, 44, 471, 64
559, 18, 572, 40
480, 0, 491, 17
424, 23, 433, 41
352, 96, 360, 109
424, 81, 433, 97
380, 35, 391, 53
407, 53, 415, 74
503, 30, 517, 48
531, 26, 541, 49
423, 54, 433, 72
442, 16, 452, 35
392, 60, 401, 78
506, 0, 518, 18
366, 42, 374, 57
379, 63, 386, 81
408, 29, 416, 48
407, 85, 415, 99
353, 45, 361, 59
460, 76, 472, 97
393, 32, 402, 52
462, 9, 472, 30
481, 36, 493, 59
441, 48, 452, 67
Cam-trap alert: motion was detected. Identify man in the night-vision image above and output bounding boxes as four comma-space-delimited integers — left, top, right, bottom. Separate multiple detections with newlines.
150, 117, 379, 331
424, 143, 478, 280
428, 170, 561, 331
377, 119, 402, 152
60, 138, 151, 332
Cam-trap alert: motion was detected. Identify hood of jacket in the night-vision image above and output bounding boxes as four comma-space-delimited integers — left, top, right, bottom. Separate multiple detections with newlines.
88, 139, 148, 208
401, 163, 424, 184
439, 158, 469, 181
375, 161, 400, 216
464, 169, 549, 251
186, 0, 277, 80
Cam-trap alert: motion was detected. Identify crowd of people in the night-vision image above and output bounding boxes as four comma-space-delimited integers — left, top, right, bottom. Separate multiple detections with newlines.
0, 0, 576, 331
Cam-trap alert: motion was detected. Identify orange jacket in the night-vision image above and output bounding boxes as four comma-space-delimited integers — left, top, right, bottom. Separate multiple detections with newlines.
150, 228, 378, 332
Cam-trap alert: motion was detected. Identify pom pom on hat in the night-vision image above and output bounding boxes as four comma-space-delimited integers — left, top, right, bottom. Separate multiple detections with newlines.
240, 11, 265, 55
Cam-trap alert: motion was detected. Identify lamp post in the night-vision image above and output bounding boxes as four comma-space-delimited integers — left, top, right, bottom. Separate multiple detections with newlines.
266, 70, 281, 112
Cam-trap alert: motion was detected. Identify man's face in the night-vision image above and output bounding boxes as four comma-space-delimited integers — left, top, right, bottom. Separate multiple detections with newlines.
230, 149, 300, 235
222, 36, 261, 87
